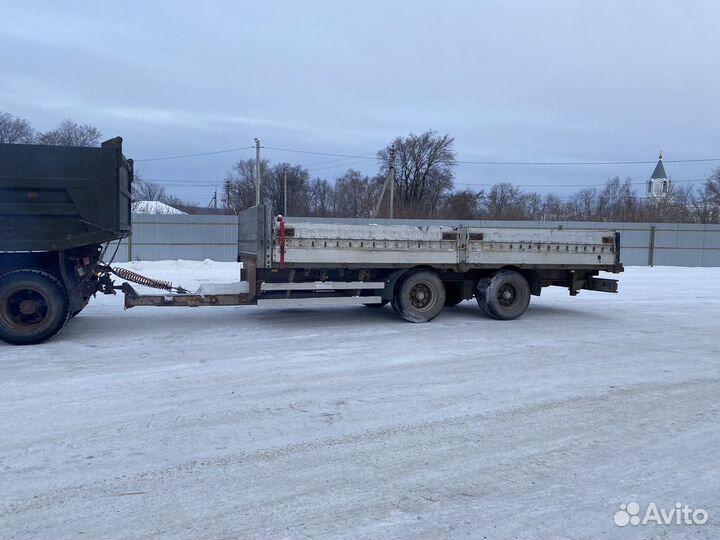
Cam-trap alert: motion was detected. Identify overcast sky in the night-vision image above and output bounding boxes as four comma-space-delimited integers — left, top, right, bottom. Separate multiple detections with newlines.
2, 0, 719, 204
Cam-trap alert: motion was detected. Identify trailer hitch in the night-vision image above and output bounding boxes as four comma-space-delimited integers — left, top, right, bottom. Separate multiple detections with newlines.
96, 264, 189, 294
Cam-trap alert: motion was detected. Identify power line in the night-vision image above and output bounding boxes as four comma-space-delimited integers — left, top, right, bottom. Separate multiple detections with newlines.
136, 141, 720, 166
134, 146, 255, 162
263, 146, 376, 160
456, 178, 707, 189
307, 158, 379, 173
456, 157, 720, 166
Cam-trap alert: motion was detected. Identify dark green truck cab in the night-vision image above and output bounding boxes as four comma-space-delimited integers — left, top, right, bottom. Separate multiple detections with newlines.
0, 137, 132, 345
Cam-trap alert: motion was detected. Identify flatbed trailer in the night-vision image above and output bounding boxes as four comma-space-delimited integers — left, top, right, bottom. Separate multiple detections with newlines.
1, 140, 623, 346
123, 205, 623, 324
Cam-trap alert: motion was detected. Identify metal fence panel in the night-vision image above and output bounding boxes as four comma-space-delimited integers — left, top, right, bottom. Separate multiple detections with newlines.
113, 213, 720, 267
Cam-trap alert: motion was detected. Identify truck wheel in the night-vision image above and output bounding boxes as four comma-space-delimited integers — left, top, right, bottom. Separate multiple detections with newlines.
0, 270, 70, 345
395, 270, 445, 323
476, 270, 530, 320
444, 283, 465, 307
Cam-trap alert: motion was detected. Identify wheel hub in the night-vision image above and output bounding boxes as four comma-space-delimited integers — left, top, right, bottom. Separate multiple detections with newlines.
497, 284, 516, 307
410, 283, 432, 309
19, 299, 39, 315
2, 288, 49, 327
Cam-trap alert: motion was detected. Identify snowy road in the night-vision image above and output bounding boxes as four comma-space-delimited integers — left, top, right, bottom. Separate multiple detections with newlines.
1, 262, 719, 539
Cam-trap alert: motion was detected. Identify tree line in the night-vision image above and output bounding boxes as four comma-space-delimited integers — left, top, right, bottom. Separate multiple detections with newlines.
0, 112, 102, 147
3, 111, 719, 223
222, 130, 720, 224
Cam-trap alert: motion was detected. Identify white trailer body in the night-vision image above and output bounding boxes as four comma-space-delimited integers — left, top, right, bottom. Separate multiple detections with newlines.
275, 221, 618, 269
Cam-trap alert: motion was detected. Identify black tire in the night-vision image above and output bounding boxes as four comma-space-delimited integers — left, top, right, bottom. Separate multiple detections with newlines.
390, 295, 401, 315
363, 300, 390, 308
395, 270, 446, 323
475, 278, 492, 316
476, 270, 531, 321
444, 283, 465, 307
0, 270, 70, 345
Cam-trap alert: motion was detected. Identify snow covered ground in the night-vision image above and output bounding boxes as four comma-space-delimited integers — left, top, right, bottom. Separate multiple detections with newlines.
1, 262, 719, 539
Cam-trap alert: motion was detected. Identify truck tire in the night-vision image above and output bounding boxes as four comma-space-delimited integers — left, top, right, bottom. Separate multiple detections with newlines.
444, 282, 465, 307
395, 270, 445, 323
0, 270, 71, 345
476, 270, 531, 321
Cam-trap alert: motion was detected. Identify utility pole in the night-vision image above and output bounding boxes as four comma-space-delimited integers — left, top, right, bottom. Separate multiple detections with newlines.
208, 188, 218, 211
373, 145, 397, 219
254, 138, 261, 206
389, 145, 396, 219
283, 168, 288, 217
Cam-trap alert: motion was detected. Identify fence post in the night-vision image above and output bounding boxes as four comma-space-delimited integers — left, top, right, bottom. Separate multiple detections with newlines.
648, 225, 656, 267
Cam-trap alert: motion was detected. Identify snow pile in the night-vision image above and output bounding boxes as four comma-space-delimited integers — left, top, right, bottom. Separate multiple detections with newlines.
195, 281, 249, 295
113, 260, 243, 294
132, 200, 187, 215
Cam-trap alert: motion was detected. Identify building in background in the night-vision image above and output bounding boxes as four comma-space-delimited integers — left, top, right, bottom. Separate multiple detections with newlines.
646, 153, 671, 198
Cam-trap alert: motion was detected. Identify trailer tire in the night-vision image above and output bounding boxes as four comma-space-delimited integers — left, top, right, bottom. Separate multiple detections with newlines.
0, 270, 70, 345
395, 270, 445, 323
475, 278, 492, 316
444, 283, 465, 307
476, 270, 531, 321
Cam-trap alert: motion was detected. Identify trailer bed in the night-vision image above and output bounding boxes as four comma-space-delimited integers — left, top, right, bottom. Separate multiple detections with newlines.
276, 221, 619, 270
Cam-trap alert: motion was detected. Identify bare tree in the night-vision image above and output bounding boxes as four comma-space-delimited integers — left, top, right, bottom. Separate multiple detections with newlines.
378, 131, 456, 217
37, 119, 102, 147
568, 188, 599, 221
692, 169, 720, 224
597, 177, 638, 221
705, 168, 720, 207
132, 174, 167, 202
265, 163, 310, 216
522, 191, 545, 220
223, 158, 271, 213
308, 178, 335, 217
333, 169, 380, 218
0, 112, 35, 143
543, 193, 568, 221
483, 182, 526, 219
440, 189, 483, 219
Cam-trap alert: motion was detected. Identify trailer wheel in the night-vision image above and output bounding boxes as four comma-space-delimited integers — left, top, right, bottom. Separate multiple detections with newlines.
475, 278, 491, 316
395, 270, 445, 323
476, 270, 531, 320
0, 270, 70, 345
390, 296, 401, 315
444, 283, 465, 307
